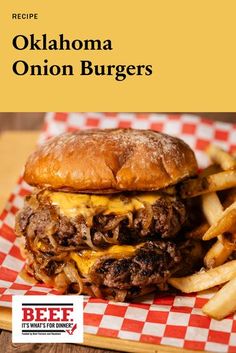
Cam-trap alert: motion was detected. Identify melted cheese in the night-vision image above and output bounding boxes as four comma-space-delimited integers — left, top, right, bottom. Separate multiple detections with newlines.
49, 191, 161, 218
71, 244, 143, 276
136, 192, 162, 204
49, 193, 90, 218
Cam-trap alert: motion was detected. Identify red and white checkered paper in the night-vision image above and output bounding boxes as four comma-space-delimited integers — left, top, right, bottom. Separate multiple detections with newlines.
1, 113, 236, 352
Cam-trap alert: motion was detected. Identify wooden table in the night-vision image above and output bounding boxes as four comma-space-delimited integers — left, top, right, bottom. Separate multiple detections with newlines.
0, 114, 235, 353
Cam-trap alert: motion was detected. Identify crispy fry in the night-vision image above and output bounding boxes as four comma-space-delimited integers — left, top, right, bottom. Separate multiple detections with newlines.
181, 170, 236, 198
204, 239, 233, 268
203, 201, 236, 240
178, 147, 236, 319
168, 260, 236, 293
202, 192, 223, 225
202, 276, 236, 320
203, 209, 236, 240
186, 223, 209, 240
207, 145, 236, 171
201, 192, 232, 267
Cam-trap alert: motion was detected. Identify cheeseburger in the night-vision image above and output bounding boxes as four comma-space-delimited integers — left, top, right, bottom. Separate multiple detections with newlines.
15, 129, 203, 301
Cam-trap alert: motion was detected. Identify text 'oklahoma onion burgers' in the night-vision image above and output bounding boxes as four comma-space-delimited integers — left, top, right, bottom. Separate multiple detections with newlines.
15, 128, 202, 301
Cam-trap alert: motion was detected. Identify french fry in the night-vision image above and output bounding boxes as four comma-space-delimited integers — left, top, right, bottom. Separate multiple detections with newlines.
202, 192, 223, 225
201, 192, 232, 267
203, 201, 236, 240
206, 209, 236, 241
202, 276, 236, 320
206, 145, 236, 171
180, 170, 236, 198
204, 240, 233, 268
168, 260, 236, 293
178, 147, 236, 319
185, 223, 209, 240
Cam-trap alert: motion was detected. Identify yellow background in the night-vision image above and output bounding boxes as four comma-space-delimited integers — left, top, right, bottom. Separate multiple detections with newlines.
1, 0, 236, 112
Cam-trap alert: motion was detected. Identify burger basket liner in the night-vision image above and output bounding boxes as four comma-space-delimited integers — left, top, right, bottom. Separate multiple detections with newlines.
1, 112, 236, 352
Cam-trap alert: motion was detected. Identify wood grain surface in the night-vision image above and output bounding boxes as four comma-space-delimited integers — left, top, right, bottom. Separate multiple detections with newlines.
0, 131, 39, 210
0, 113, 234, 353
0, 113, 45, 131
0, 331, 117, 353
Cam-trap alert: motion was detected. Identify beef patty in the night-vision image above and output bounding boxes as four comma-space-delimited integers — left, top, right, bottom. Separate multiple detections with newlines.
89, 239, 202, 291
15, 190, 186, 249
90, 241, 181, 290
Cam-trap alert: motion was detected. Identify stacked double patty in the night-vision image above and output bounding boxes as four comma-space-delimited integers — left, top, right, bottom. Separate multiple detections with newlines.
15, 129, 203, 301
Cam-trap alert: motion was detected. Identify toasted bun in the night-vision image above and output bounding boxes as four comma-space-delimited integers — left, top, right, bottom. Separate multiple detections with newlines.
24, 129, 198, 192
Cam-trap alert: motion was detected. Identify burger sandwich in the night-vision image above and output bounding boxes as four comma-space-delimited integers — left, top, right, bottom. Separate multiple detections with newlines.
15, 128, 203, 301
